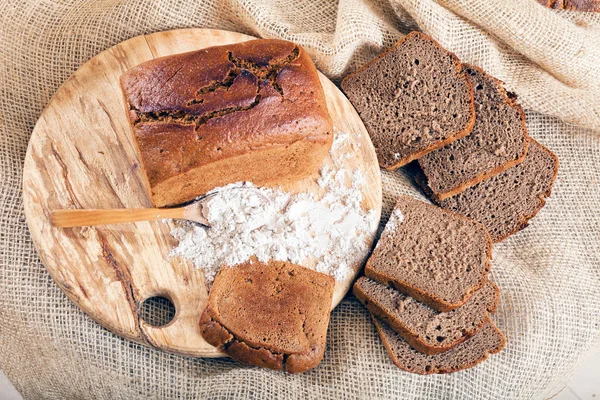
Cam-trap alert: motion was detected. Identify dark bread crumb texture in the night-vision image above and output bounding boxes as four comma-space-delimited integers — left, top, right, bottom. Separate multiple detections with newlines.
353, 277, 499, 354
435, 140, 558, 242
365, 196, 492, 311
341, 31, 475, 169
418, 65, 530, 199
199, 259, 334, 374
373, 316, 506, 375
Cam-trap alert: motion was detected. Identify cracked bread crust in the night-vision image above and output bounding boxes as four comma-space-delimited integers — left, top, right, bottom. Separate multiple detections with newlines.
199, 260, 334, 374
120, 39, 333, 207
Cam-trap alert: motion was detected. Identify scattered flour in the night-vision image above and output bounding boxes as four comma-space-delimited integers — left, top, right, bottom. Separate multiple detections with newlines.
386, 208, 405, 232
169, 132, 377, 285
373, 207, 404, 253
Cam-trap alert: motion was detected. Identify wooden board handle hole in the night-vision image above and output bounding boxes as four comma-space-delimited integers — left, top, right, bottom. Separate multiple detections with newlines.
139, 296, 176, 327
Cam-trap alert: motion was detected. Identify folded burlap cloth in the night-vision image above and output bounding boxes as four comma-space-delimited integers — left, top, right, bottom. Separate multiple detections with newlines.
1, 0, 599, 399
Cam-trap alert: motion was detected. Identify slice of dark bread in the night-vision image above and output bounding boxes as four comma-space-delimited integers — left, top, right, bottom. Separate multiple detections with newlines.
427, 140, 559, 242
418, 65, 530, 200
373, 316, 506, 374
199, 259, 334, 374
354, 277, 499, 354
365, 196, 492, 312
341, 31, 475, 170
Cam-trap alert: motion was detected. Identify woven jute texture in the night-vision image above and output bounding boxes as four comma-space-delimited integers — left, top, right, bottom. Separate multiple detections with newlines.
1, 0, 599, 399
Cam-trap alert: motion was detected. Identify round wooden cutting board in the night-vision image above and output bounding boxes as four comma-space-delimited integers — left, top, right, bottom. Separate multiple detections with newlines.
22, 29, 382, 357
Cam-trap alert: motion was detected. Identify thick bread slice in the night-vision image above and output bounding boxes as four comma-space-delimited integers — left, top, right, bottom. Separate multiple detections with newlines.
365, 196, 492, 312
373, 316, 506, 374
354, 277, 499, 355
430, 140, 559, 242
199, 259, 334, 373
418, 65, 530, 200
341, 31, 475, 170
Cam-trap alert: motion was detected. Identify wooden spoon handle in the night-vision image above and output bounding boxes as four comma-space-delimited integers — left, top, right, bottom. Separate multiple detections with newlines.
51, 208, 185, 228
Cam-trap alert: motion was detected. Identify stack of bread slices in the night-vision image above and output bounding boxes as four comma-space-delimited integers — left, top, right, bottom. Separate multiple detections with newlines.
342, 31, 558, 244
354, 196, 505, 374
343, 31, 559, 373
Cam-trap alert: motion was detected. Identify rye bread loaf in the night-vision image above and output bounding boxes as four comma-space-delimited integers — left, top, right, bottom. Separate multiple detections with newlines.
537, 0, 600, 11
365, 196, 492, 312
373, 316, 506, 374
121, 39, 333, 207
199, 259, 334, 374
427, 140, 559, 243
353, 277, 499, 355
341, 31, 475, 170
418, 65, 530, 200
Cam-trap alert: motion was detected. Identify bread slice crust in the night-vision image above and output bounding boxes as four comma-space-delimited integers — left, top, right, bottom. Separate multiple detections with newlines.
493, 141, 559, 242
419, 65, 531, 201
341, 31, 476, 170
415, 140, 559, 243
373, 316, 506, 375
365, 196, 493, 312
364, 266, 488, 313
353, 277, 499, 355
199, 259, 334, 373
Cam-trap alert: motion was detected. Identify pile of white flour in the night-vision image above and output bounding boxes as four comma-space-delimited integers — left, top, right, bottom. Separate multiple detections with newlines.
169, 132, 377, 285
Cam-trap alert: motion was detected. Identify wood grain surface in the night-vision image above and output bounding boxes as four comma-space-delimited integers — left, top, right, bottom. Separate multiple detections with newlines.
22, 29, 382, 358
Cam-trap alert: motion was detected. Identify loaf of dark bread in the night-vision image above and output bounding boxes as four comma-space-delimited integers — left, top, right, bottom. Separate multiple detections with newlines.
199, 259, 334, 374
365, 196, 492, 312
373, 316, 506, 374
341, 31, 475, 170
422, 140, 558, 242
418, 65, 530, 200
537, 0, 600, 11
354, 277, 499, 355
121, 39, 333, 207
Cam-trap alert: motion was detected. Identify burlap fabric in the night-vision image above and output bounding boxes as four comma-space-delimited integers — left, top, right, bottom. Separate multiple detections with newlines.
1, 0, 599, 399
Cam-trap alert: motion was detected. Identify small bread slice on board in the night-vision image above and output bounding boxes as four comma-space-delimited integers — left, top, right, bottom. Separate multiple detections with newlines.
373, 316, 506, 374
199, 259, 334, 374
341, 31, 475, 170
431, 140, 558, 242
418, 65, 530, 200
365, 196, 492, 312
354, 277, 499, 355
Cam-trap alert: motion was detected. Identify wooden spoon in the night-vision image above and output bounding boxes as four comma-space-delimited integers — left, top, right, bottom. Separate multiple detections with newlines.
51, 200, 209, 228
